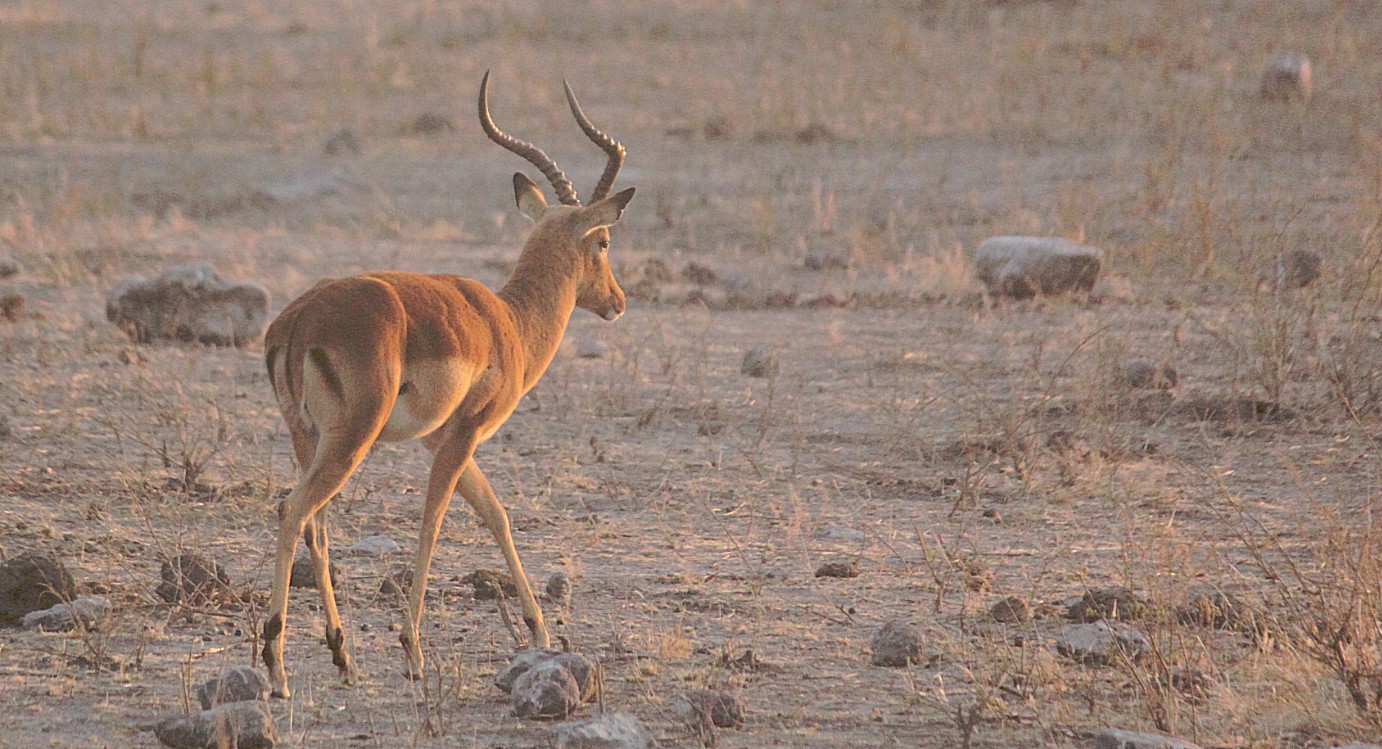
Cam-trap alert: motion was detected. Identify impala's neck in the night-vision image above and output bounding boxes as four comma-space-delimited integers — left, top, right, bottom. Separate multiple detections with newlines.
498, 250, 579, 392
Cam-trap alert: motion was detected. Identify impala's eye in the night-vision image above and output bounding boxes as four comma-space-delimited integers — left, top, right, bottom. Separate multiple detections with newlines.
598, 239, 610, 252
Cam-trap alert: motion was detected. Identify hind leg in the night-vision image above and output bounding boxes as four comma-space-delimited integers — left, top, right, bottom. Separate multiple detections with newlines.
263, 422, 383, 698
303, 507, 351, 679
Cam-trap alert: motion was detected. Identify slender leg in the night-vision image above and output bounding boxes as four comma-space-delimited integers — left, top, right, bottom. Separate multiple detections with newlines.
400, 429, 477, 681
455, 458, 550, 649
303, 507, 351, 678
263, 431, 382, 698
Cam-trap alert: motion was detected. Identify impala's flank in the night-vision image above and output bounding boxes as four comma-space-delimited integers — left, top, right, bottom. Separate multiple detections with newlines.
260, 72, 634, 698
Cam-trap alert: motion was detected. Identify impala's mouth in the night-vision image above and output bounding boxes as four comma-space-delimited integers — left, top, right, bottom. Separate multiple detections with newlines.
601, 308, 623, 322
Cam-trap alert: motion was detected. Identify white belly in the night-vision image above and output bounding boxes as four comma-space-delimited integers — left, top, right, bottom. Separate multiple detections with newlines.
377, 359, 477, 442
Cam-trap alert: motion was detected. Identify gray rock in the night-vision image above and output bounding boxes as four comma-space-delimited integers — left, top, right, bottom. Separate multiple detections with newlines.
1096, 728, 1204, 749
548, 712, 653, 749
1260, 52, 1312, 101
1124, 360, 1178, 390
512, 660, 582, 720
553, 652, 598, 703
974, 236, 1103, 299
1057, 621, 1151, 665
22, 595, 110, 631
288, 556, 338, 589
0, 553, 77, 624
107, 264, 270, 347
154, 700, 277, 749
816, 525, 865, 542
680, 689, 746, 728
256, 171, 344, 204
495, 648, 564, 693
156, 554, 231, 605
345, 535, 400, 556
3, 554, 74, 613
1260, 249, 1323, 291
989, 596, 1032, 624
870, 620, 922, 667
741, 346, 779, 378
545, 572, 572, 607
323, 129, 361, 156
197, 666, 271, 710
1066, 587, 1148, 622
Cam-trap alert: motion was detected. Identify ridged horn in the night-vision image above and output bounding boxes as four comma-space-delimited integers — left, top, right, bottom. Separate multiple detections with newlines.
563, 80, 626, 203
478, 70, 580, 206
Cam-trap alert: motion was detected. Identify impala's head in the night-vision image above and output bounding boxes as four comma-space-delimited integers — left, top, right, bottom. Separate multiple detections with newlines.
480, 71, 636, 322
512, 173, 634, 321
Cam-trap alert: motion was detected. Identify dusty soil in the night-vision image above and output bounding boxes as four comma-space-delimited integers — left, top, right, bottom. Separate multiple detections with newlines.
1, 1, 1381, 747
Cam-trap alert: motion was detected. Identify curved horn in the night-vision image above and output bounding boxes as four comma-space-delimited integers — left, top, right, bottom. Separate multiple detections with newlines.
563, 80, 626, 203
478, 71, 580, 206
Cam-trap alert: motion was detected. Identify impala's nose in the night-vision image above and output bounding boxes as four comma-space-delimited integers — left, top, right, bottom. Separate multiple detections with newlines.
601, 293, 625, 321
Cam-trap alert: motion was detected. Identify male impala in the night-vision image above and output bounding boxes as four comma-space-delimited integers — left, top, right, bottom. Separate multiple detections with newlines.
260, 72, 634, 698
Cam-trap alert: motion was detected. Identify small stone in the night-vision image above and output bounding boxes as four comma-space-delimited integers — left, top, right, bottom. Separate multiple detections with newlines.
1261, 249, 1323, 291
804, 251, 850, 271
955, 557, 992, 592
1124, 360, 1178, 390
740, 346, 779, 378
814, 560, 860, 579
1095, 728, 1205, 749
407, 112, 454, 135
512, 660, 582, 720
196, 666, 271, 709
0, 293, 24, 321
106, 264, 270, 347
974, 236, 1103, 299
495, 648, 564, 693
544, 572, 572, 606
22, 595, 110, 631
155, 554, 231, 605
681, 690, 745, 728
288, 557, 339, 589
462, 568, 517, 600
548, 711, 653, 749
1057, 621, 1151, 665
323, 128, 361, 156
0, 254, 19, 278
576, 339, 607, 359
1067, 587, 1148, 622
989, 596, 1032, 624
378, 568, 411, 599
346, 535, 401, 556
0, 553, 77, 624
1259, 52, 1312, 101
681, 262, 719, 285
870, 620, 923, 667
154, 700, 277, 749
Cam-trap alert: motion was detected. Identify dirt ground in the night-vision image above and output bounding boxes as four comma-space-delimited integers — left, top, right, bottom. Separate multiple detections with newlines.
2, 1, 1382, 747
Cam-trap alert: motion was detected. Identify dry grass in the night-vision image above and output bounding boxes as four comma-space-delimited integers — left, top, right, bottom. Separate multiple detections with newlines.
1, 1, 1382, 746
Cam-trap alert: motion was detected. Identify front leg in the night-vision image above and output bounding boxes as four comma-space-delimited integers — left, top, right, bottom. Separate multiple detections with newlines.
455, 458, 550, 648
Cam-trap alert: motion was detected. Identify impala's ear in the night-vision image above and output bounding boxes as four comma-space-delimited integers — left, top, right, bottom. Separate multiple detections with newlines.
513, 173, 547, 221
577, 187, 635, 233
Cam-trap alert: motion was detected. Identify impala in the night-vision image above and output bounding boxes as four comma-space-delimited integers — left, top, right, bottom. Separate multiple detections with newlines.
260, 71, 634, 698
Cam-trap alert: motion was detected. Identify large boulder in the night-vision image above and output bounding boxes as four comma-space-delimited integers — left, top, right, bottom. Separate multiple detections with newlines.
154, 701, 276, 749
0, 553, 77, 625
974, 236, 1103, 299
106, 264, 269, 347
